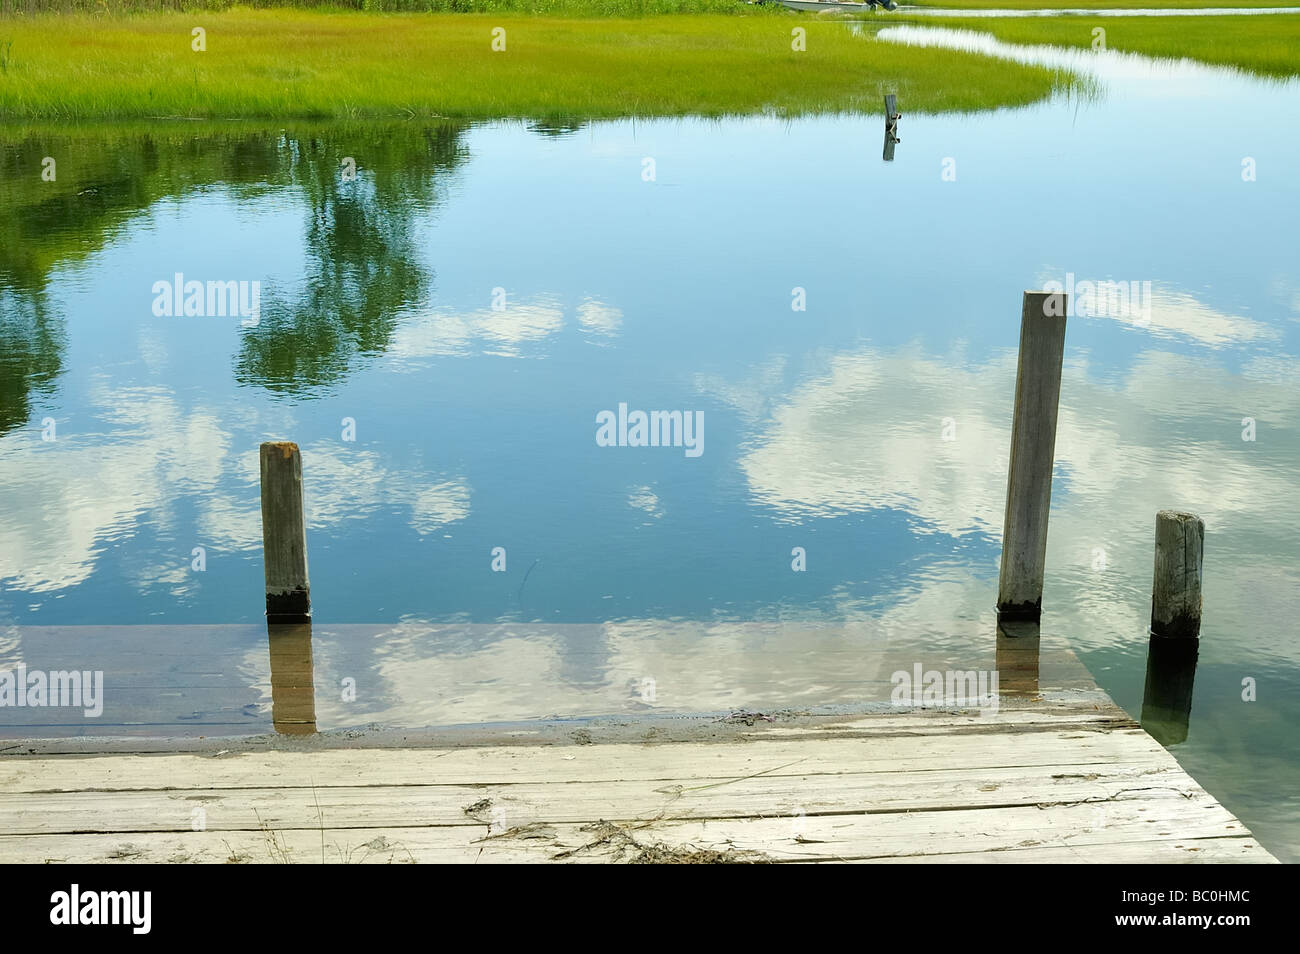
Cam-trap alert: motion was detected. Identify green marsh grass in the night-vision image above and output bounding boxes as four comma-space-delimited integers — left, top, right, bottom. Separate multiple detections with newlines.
0, 10, 1082, 120
919, 12, 1300, 77
904, 0, 1300, 8
2, 0, 776, 14
6, 0, 1298, 9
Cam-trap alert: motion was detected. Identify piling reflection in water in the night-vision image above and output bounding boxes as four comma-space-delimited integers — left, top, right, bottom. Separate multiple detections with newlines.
266, 622, 317, 735
1141, 634, 1199, 746
995, 617, 1040, 696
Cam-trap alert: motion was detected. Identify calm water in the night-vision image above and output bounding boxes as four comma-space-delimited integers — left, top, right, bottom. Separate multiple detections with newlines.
1, 30, 1298, 857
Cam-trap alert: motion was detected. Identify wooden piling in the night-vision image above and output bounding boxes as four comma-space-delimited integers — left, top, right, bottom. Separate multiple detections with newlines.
260, 442, 311, 623
997, 291, 1068, 621
1151, 510, 1204, 638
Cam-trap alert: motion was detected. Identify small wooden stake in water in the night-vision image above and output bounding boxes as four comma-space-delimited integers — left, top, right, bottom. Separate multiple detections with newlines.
997, 290, 1068, 622
260, 441, 311, 623
883, 93, 901, 161
1151, 510, 1204, 638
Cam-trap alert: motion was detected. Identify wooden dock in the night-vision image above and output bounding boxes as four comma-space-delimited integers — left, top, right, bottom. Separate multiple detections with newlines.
0, 653, 1277, 863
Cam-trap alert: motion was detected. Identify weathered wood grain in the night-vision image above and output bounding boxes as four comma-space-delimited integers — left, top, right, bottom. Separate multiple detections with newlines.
1151, 509, 1205, 638
997, 290, 1068, 621
260, 441, 310, 623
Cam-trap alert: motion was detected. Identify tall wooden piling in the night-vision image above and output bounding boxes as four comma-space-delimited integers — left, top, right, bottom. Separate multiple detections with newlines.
1151, 510, 1204, 638
997, 291, 1068, 621
260, 441, 311, 623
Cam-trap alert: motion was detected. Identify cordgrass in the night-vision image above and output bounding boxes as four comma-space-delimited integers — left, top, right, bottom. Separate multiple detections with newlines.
0, 0, 762, 14
916, 11, 1300, 77
5, 0, 1298, 10
905, 1, 1300, 8
0, 10, 1081, 120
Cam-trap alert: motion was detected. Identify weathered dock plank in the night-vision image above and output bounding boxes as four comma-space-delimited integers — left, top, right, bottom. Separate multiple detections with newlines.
0, 724, 1158, 791
0, 697, 1276, 863
0, 761, 1206, 834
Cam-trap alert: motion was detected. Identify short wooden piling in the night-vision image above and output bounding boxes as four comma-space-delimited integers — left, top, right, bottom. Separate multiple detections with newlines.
997, 291, 1068, 621
1151, 510, 1204, 638
260, 442, 311, 623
